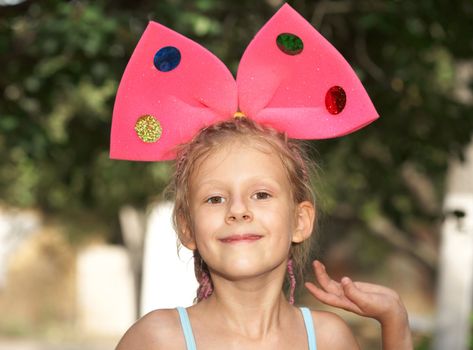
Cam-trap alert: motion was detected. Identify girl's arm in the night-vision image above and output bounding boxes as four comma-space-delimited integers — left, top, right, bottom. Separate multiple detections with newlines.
305, 260, 413, 350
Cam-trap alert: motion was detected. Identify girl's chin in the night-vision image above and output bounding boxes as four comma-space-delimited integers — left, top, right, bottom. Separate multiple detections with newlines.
210, 259, 286, 280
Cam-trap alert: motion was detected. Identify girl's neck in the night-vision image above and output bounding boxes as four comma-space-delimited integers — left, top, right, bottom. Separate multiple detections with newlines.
195, 264, 294, 338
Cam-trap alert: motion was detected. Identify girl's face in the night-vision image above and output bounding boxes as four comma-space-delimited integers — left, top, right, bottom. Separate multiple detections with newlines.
182, 139, 314, 281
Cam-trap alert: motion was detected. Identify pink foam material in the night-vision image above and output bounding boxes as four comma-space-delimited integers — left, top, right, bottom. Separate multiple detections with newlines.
110, 21, 237, 161
237, 4, 378, 138
110, 3, 378, 161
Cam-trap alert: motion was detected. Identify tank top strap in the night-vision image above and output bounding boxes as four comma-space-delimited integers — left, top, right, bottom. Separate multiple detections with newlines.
177, 307, 197, 350
300, 307, 317, 350
177, 306, 315, 350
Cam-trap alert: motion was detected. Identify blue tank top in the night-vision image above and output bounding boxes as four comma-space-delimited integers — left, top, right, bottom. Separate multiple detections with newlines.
177, 306, 317, 350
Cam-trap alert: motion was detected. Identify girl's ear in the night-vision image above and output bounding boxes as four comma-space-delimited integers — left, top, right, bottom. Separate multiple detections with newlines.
292, 201, 316, 243
178, 212, 197, 250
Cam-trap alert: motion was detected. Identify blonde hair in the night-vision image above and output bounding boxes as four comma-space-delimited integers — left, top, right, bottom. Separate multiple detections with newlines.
167, 117, 317, 302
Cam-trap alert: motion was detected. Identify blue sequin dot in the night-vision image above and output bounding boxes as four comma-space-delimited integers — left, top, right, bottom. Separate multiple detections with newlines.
154, 46, 181, 72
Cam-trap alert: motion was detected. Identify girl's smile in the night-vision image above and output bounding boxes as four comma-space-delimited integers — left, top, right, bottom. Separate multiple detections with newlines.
219, 233, 263, 244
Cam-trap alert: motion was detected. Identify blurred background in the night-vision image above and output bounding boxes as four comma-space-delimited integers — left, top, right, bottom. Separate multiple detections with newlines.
1, 0, 473, 349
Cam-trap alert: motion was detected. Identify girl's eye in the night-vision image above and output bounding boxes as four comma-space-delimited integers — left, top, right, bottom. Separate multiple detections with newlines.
206, 196, 225, 204
253, 192, 271, 200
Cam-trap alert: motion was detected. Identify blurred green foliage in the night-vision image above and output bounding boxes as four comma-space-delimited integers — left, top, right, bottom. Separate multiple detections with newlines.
414, 314, 473, 349
1, 0, 472, 253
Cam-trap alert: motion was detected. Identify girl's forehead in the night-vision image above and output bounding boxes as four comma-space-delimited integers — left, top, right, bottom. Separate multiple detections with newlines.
219, 137, 276, 155
197, 138, 278, 166
190, 139, 288, 182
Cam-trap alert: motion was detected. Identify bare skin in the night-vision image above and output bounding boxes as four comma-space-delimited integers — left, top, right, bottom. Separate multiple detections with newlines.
116, 266, 360, 350
305, 260, 413, 350
116, 259, 413, 350
115, 258, 413, 350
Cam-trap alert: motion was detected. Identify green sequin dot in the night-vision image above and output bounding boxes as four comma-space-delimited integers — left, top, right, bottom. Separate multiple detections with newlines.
276, 33, 304, 55
134, 115, 162, 143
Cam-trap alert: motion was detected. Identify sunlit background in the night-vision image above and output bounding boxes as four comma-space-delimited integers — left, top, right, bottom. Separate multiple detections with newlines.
1, 0, 473, 349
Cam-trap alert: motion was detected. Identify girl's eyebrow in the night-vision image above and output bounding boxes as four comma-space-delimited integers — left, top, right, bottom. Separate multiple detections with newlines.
190, 180, 224, 198
194, 176, 282, 190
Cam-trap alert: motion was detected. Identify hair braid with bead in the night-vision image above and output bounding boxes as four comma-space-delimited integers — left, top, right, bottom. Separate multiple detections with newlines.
194, 251, 214, 302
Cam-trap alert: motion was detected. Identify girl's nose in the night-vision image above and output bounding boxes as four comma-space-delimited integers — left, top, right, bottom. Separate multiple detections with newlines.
226, 198, 253, 223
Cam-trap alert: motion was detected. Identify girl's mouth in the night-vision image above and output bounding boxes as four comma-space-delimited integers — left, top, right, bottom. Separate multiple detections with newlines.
219, 234, 263, 243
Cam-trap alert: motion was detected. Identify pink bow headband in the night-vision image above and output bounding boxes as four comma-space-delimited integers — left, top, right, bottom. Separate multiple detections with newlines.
110, 3, 378, 161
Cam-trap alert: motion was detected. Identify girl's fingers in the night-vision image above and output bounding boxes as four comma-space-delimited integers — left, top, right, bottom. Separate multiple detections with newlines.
305, 282, 344, 307
308, 261, 402, 318
305, 281, 331, 300
345, 279, 400, 307
352, 281, 399, 298
315, 260, 396, 298
341, 277, 370, 310
312, 260, 340, 294
304, 281, 324, 299
305, 282, 361, 313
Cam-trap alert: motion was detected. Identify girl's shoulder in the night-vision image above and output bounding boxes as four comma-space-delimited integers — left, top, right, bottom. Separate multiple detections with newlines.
307, 309, 361, 350
116, 308, 185, 350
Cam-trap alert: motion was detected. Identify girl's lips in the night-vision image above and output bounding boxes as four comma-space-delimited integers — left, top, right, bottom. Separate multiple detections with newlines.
219, 234, 262, 243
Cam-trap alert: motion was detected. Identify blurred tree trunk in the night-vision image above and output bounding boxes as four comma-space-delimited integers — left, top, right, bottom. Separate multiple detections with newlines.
119, 205, 146, 320
433, 140, 473, 350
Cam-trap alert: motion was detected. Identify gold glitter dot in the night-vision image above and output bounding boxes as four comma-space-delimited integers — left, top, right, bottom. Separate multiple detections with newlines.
134, 115, 162, 143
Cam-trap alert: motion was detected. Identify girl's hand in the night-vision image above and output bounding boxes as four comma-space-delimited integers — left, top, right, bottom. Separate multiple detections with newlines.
305, 260, 413, 349
304, 260, 407, 326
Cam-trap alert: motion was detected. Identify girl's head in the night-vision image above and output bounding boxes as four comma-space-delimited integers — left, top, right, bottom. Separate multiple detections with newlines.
168, 117, 317, 302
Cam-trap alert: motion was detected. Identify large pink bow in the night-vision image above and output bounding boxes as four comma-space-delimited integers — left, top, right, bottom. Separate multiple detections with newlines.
110, 3, 378, 161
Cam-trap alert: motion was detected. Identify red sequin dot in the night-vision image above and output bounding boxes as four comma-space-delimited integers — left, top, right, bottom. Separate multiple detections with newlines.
325, 86, 346, 115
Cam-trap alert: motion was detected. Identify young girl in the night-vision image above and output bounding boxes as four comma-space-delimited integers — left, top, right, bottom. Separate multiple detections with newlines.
115, 118, 412, 350
110, 4, 413, 349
